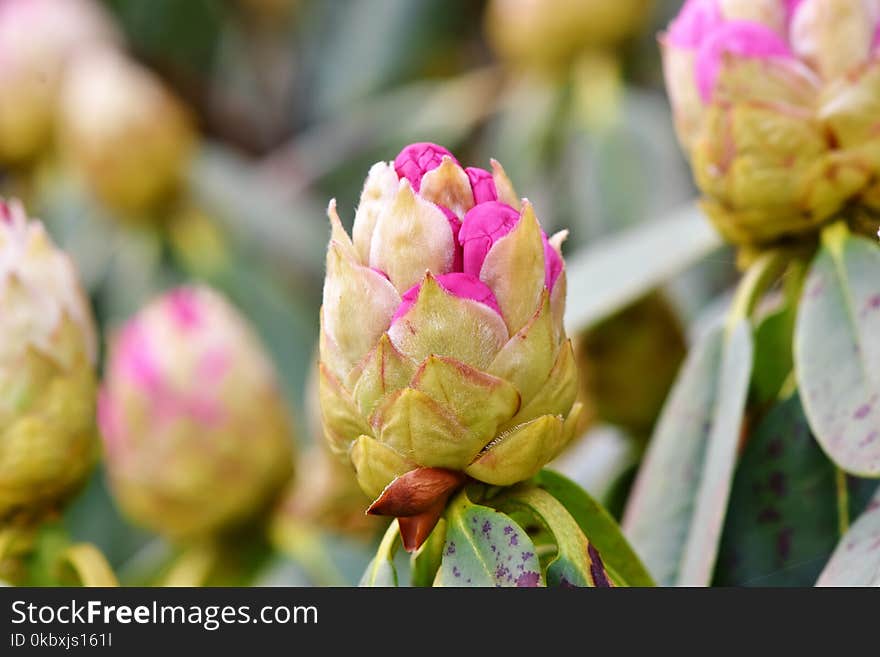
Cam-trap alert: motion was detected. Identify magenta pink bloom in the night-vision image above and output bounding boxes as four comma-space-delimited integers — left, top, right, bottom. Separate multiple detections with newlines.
666, 0, 724, 49
438, 205, 464, 272
784, 0, 805, 23
459, 201, 563, 292
166, 287, 203, 330
459, 202, 521, 278
466, 167, 498, 204
392, 272, 502, 324
665, 0, 880, 107
543, 239, 563, 292
393, 142, 459, 192
695, 21, 793, 101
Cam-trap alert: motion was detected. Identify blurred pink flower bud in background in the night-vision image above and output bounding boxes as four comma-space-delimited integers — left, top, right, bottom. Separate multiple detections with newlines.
0, 0, 119, 164
99, 286, 295, 540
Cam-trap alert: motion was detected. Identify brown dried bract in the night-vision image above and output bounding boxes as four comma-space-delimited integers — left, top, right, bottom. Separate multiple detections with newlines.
367, 467, 466, 551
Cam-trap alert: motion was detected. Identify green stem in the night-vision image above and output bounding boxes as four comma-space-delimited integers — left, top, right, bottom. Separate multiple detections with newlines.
61, 544, 119, 587
835, 467, 850, 538
821, 221, 850, 259
725, 248, 790, 338
410, 519, 446, 587
362, 520, 401, 586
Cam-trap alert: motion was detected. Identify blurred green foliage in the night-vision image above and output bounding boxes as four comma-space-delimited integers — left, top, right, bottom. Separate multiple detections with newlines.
2, 0, 745, 586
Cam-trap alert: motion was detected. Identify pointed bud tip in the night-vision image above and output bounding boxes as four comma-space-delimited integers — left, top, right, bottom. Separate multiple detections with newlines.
465, 166, 498, 204
393, 142, 459, 192
366, 467, 465, 518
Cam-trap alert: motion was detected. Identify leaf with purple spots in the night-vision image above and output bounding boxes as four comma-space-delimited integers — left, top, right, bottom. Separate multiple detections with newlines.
715, 394, 878, 586
818, 488, 880, 586
535, 470, 654, 586
622, 321, 753, 586
795, 225, 880, 476
499, 485, 618, 587
435, 491, 544, 587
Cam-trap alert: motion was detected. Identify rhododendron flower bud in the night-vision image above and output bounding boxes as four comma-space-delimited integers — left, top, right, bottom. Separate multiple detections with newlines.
485, 0, 653, 70
0, 199, 99, 520
59, 48, 195, 215
99, 286, 294, 540
0, 0, 119, 163
319, 142, 580, 550
662, 0, 880, 247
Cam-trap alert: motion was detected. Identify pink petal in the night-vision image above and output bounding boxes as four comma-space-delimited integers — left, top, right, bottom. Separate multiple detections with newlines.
460, 201, 562, 291
166, 287, 202, 330
116, 322, 160, 393
437, 204, 463, 272
543, 239, 563, 292
197, 349, 230, 381
465, 167, 498, 204
391, 272, 502, 324
784, 0, 805, 25
459, 201, 521, 279
96, 388, 122, 455
393, 142, 459, 192
695, 20, 794, 102
0, 200, 11, 223
666, 0, 724, 49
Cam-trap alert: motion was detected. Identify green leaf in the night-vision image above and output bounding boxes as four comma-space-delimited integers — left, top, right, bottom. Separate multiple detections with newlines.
795, 227, 880, 476
564, 203, 722, 334
623, 321, 753, 585
435, 490, 544, 587
534, 469, 653, 586
189, 143, 328, 280
751, 260, 805, 406
752, 304, 796, 406
309, 0, 478, 114
499, 485, 616, 587
276, 68, 501, 202
410, 519, 447, 587
716, 394, 878, 586
105, 0, 222, 77
360, 521, 400, 587
23, 522, 71, 587
817, 489, 880, 586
